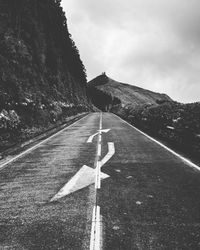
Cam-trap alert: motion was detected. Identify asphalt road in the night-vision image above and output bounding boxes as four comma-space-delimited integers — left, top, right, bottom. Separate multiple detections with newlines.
0, 112, 200, 250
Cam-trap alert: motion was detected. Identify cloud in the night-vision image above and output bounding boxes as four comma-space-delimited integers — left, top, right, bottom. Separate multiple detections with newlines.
62, 0, 200, 103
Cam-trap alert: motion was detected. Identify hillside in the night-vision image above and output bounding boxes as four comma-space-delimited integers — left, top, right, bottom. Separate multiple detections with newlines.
87, 73, 200, 164
87, 73, 172, 111
0, 0, 91, 151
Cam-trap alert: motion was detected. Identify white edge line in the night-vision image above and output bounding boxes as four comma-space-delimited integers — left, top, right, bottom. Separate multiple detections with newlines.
114, 114, 200, 171
0, 114, 89, 170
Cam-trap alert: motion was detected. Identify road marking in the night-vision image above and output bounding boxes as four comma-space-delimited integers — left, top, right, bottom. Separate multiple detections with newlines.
115, 114, 200, 171
99, 134, 102, 143
99, 113, 102, 130
95, 161, 102, 189
127, 176, 133, 179
90, 205, 102, 250
95, 206, 101, 250
50, 165, 109, 201
90, 206, 96, 250
49, 140, 114, 201
100, 142, 115, 167
97, 144, 102, 157
87, 132, 99, 143
95, 163, 99, 190
0, 115, 89, 171
87, 129, 110, 143
91, 112, 103, 250
47, 113, 113, 248
95, 113, 102, 190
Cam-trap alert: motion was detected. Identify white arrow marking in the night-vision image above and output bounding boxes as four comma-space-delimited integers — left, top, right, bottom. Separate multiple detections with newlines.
99, 128, 110, 133
100, 142, 115, 167
50, 142, 115, 202
87, 129, 110, 143
87, 132, 99, 143
50, 165, 109, 202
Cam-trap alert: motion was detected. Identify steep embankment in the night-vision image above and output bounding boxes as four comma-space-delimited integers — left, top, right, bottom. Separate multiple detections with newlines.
0, 0, 91, 151
87, 73, 172, 111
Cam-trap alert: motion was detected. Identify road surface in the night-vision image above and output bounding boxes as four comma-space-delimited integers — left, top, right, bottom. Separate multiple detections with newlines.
0, 112, 200, 249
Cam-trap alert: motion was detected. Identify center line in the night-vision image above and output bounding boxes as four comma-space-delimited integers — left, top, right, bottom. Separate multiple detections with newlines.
97, 144, 102, 157
90, 112, 103, 250
96, 112, 102, 190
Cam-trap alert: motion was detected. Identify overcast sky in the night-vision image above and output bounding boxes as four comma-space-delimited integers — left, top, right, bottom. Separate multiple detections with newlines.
61, 0, 200, 103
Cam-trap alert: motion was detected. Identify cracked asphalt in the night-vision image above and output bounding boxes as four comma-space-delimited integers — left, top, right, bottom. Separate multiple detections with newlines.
0, 112, 200, 249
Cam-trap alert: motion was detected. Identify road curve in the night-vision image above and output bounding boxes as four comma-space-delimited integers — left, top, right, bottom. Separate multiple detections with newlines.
0, 112, 200, 249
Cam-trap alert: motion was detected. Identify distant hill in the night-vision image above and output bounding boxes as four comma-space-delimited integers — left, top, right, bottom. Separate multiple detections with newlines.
87, 73, 172, 111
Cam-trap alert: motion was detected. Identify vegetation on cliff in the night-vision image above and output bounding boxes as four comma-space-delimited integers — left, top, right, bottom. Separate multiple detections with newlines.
0, 0, 91, 152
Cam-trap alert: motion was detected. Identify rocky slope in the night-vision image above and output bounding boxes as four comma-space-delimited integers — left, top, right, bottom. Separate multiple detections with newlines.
87, 73, 172, 111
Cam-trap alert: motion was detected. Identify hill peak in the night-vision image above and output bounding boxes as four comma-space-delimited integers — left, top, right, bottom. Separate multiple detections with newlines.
87, 74, 172, 111
88, 72, 110, 87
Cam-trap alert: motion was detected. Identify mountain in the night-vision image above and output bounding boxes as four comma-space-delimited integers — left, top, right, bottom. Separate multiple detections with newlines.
87, 73, 172, 111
